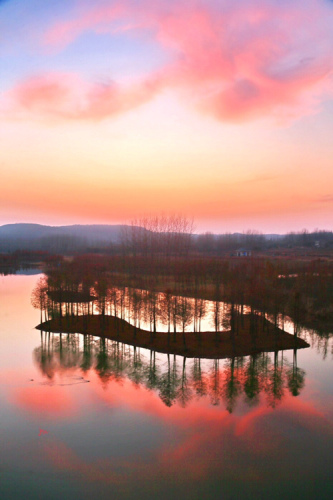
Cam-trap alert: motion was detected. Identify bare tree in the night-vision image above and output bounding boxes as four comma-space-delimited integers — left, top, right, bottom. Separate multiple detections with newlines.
31, 276, 49, 323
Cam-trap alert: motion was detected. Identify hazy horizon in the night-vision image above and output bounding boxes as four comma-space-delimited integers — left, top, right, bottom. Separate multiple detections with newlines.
0, 220, 332, 236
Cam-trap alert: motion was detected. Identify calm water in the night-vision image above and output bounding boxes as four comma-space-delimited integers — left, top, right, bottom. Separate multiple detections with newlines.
1, 274, 332, 499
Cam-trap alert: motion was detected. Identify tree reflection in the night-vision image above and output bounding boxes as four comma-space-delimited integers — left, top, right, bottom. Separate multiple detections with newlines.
244, 355, 260, 407
287, 349, 305, 396
221, 357, 241, 414
176, 357, 193, 408
192, 358, 208, 399
96, 338, 111, 386
159, 354, 178, 407
33, 332, 306, 411
265, 351, 285, 408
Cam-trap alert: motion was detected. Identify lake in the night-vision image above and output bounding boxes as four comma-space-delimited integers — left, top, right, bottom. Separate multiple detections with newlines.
1, 273, 332, 499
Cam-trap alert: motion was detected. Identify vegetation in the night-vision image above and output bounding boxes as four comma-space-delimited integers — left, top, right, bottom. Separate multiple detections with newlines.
32, 249, 333, 333
0, 250, 58, 275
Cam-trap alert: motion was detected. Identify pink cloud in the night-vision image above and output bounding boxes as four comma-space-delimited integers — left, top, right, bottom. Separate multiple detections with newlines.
44, 3, 127, 49
7, 0, 333, 122
8, 72, 163, 121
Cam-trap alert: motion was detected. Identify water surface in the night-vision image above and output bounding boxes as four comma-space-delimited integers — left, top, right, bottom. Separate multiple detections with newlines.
0, 274, 332, 499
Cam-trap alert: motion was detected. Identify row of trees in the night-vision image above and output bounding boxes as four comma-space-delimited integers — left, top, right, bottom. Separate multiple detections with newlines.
0, 250, 55, 276
34, 333, 305, 411
33, 252, 333, 335
32, 274, 236, 338
195, 229, 333, 254
195, 230, 266, 253
120, 215, 194, 257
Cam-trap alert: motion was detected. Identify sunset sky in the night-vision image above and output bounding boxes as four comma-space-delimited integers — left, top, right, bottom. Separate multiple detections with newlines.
1, 0, 333, 233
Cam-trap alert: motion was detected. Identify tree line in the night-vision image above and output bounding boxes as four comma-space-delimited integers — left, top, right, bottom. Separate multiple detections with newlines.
2, 218, 332, 255
32, 250, 333, 338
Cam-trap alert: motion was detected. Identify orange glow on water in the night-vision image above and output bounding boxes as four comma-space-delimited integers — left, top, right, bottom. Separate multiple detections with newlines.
30, 370, 332, 487
14, 385, 77, 417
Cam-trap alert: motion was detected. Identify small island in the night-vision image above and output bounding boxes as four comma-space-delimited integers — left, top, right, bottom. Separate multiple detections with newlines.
36, 313, 309, 359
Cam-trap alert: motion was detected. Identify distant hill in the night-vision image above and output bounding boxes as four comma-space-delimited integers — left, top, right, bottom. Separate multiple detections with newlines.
0, 223, 129, 252
0, 223, 331, 254
0, 223, 124, 240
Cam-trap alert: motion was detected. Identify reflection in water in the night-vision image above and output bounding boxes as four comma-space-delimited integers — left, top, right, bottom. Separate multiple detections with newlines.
267, 314, 333, 361
34, 332, 305, 411
1, 274, 332, 499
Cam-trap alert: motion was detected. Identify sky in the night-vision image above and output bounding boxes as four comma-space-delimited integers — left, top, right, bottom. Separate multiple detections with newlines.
1, 0, 333, 233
